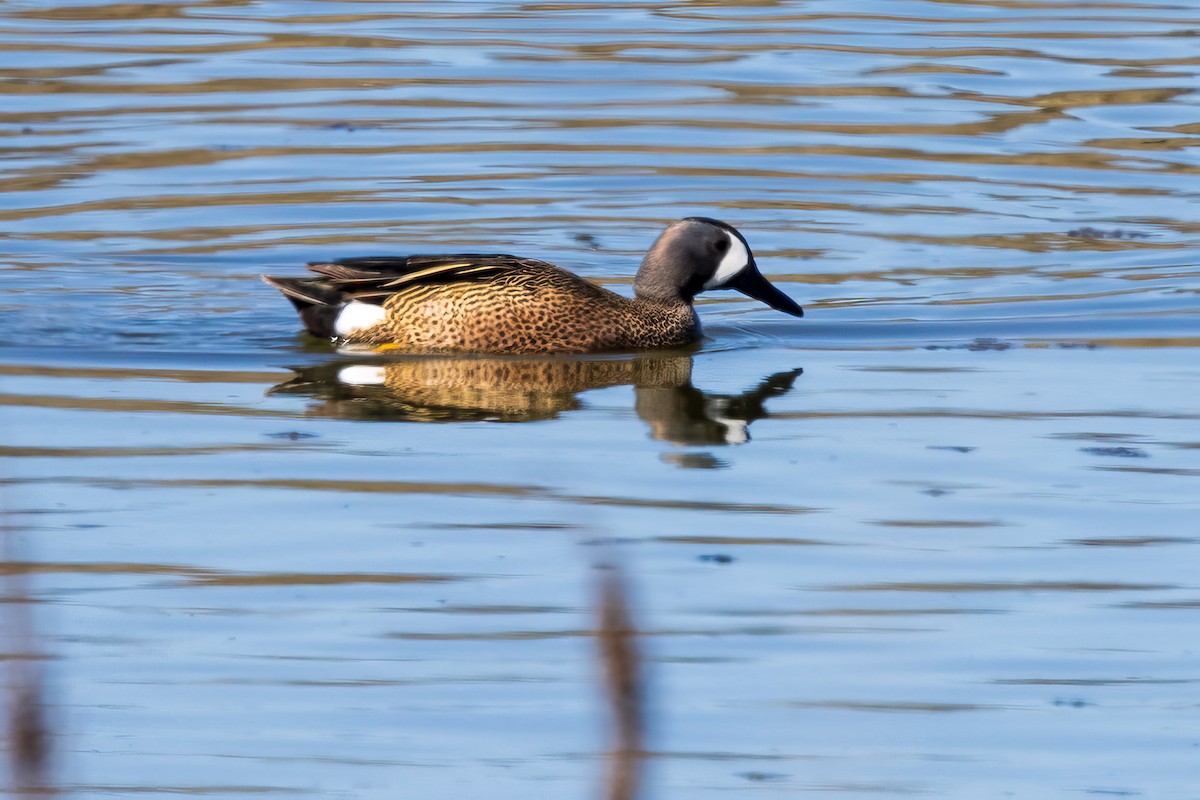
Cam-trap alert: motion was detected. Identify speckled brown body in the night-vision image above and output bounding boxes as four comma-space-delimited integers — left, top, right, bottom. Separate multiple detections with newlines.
359, 263, 697, 353
268, 255, 701, 355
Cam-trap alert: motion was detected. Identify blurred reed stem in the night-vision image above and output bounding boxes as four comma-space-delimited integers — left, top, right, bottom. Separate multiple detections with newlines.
4, 509, 56, 799
596, 559, 645, 800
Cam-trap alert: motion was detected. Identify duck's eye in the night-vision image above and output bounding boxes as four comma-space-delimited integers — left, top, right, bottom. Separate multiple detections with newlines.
713, 238, 729, 253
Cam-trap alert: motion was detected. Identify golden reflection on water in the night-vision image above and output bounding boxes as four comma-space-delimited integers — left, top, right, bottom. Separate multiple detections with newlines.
271, 354, 803, 445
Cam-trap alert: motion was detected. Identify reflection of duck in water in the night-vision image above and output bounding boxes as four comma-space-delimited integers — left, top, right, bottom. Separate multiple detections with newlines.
636, 367, 803, 446
263, 217, 803, 354
270, 355, 802, 445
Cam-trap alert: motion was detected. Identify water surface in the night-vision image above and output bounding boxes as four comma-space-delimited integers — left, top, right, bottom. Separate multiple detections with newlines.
2, 1, 1199, 798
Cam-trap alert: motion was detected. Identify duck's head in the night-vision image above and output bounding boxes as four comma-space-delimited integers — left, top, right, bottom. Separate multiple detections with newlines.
633, 217, 804, 317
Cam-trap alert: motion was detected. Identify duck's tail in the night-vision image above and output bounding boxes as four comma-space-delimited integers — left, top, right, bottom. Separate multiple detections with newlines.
262, 275, 344, 340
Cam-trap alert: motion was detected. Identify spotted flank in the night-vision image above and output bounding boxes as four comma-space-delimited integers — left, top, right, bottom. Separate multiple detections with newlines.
262, 217, 803, 354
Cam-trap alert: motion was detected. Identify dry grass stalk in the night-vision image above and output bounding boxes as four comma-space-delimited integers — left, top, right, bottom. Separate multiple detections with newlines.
595, 560, 645, 800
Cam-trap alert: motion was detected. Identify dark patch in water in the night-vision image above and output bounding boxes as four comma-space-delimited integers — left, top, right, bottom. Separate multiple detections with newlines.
1080, 446, 1148, 458
324, 121, 378, 132
926, 338, 1013, 352
739, 771, 787, 782
1067, 227, 1151, 240
965, 338, 1012, 352
1068, 536, 1193, 547
663, 452, 729, 470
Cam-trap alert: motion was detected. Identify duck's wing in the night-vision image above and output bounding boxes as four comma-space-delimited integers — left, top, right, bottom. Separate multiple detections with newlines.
263, 254, 585, 340
303, 254, 561, 302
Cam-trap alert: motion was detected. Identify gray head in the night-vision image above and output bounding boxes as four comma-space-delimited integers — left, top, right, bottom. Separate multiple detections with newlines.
633, 217, 804, 317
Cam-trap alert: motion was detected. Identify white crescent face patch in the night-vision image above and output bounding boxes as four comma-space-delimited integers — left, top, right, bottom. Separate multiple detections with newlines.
333, 301, 387, 337
702, 231, 750, 291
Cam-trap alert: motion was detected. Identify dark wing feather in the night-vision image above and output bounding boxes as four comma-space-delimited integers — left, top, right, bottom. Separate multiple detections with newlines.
303, 254, 557, 301
261, 275, 342, 307
260, 276, 344, 338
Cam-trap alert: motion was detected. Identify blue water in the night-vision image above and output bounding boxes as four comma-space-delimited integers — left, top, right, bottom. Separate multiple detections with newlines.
2, 1, 1199, 798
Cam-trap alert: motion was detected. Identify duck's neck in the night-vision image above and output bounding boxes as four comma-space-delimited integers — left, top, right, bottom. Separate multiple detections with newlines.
633, 258, 697, 306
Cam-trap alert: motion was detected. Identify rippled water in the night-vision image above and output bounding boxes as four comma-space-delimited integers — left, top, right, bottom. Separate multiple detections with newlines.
3, 1, 1199, 798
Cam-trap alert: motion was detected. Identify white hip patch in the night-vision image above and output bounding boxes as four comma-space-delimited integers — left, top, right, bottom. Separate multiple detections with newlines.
334, 301, 387, 337
702, 231, 749, 290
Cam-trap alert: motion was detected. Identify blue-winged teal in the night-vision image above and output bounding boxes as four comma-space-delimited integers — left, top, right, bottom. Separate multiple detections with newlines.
262, 217, 803, 354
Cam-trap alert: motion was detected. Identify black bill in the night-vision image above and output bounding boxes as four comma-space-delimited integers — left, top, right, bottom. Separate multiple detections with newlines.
728, 262, 804, 317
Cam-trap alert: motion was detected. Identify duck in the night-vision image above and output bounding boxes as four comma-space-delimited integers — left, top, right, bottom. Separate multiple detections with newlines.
262, 217, 803, 354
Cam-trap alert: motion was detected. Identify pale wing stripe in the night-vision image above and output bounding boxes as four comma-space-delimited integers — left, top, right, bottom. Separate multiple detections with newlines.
382, 263, 473, 287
